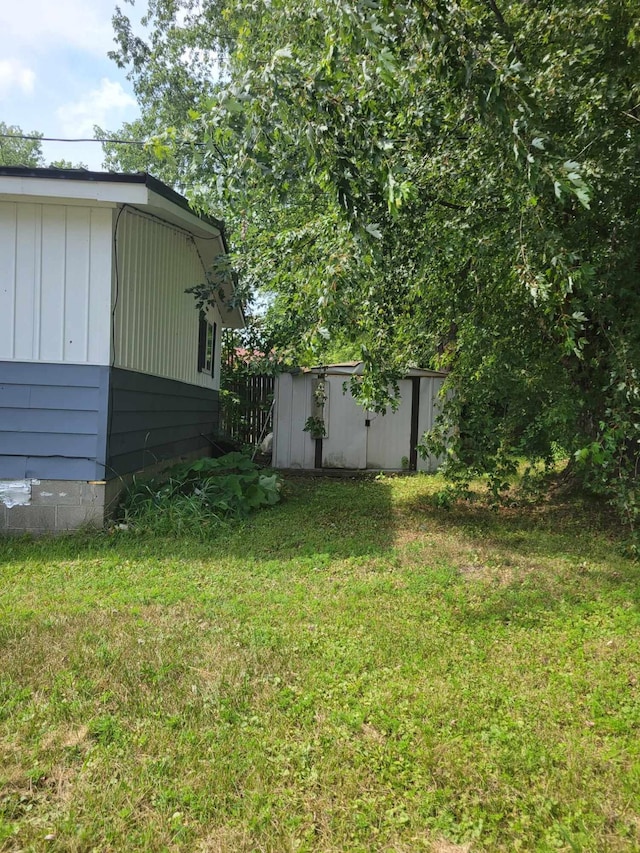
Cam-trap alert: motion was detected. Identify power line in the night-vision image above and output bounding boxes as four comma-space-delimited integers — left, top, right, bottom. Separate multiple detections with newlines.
0, 133, 208, 148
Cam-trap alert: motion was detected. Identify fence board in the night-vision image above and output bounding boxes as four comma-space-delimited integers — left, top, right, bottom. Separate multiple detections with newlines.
219, 341, 275, 446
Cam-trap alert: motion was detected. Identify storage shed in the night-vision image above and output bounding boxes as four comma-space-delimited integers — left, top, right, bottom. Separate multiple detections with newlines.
273, 363, 447, 472
0, 167, 243, 533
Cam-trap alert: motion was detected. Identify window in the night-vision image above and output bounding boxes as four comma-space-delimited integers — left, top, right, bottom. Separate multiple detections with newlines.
197, 312, 217, 376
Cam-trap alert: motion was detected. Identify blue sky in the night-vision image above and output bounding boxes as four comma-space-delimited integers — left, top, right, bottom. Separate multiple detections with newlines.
0, 0, 142, 169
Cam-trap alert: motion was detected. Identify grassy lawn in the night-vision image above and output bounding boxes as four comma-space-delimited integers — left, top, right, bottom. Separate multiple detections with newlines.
1, 474, 639, 852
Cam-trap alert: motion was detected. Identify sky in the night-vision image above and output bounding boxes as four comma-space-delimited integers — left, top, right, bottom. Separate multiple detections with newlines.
0, 0, 142, 170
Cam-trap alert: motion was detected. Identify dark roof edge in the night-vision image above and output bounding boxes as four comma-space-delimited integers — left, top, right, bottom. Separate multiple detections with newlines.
143, 173, 225, 235
0, 166, 226, 236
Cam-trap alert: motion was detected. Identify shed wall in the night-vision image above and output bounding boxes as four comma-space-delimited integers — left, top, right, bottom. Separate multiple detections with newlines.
113, 208, 223, 390
273, 372, 446, 471
0, 201, 112, 365
416, 377, 444, 473
272, 373, 317, 469
321, 375, 367, 469
364, 379, 414, 470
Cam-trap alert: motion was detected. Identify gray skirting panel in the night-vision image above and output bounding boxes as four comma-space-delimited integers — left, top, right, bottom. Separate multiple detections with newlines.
0, 361, 109, 481
106, 367, 219, 477
0, 362, 219, 482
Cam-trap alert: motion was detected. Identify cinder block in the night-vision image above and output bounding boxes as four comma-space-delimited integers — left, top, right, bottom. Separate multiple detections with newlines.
80, 482, 106, 507
6, 505, 56, 530
32, 480, 82, 506
56, 505, 104, 531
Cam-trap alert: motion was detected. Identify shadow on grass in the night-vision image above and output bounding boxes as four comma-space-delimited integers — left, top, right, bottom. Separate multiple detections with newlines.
400, 485, 625, 562
392, 482, 640, 627
0, 476, 397, 565
0, 475, 638, 635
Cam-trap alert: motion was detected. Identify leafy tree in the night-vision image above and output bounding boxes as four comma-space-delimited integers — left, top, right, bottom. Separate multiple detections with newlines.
0, 123, 88, 169
0, 123, 45, 166
48, 158, 89, 170
109, 0, 640, 532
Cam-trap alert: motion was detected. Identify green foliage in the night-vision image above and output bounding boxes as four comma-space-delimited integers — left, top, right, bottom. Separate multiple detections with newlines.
218, 326, 290, 443
0, 123, 44, 167
119, 452, 281, 535
221, 327, 290, 381
106, 0, 640, 532
48, 158, 89, 170
302, 415, 326, 439
0, 123, 89, 169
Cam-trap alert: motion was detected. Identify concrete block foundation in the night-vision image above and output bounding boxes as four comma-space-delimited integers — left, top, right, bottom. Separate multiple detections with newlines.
0, 479, 115, 535
0, 447, 212, 535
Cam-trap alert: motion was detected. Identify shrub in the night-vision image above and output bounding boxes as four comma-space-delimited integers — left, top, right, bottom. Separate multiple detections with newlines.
118, 452, 282, 535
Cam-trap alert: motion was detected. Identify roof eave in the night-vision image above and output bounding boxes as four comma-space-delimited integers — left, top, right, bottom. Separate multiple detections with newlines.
0, 166, 245, 327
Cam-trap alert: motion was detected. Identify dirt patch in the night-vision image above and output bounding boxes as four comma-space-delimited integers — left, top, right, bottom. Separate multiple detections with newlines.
432, 840, 471, 853
41, 725, 89, 752
195, 826, 262, 852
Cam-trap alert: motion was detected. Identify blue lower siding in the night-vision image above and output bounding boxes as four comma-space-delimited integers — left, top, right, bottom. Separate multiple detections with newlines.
107, 368, 219, 477
0, 362, 109, 480
0, 363, 219, 482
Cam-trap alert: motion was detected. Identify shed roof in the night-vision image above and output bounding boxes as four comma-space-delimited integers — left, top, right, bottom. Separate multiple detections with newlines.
0, 166, 244, 328
302, 362, 448, 378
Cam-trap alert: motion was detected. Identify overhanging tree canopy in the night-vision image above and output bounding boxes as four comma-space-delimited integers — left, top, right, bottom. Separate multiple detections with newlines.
109, 0, 640, 526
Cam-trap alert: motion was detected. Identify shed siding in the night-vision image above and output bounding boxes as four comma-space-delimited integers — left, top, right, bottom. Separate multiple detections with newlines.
113, 208, 223, 390
365, 378, 414, 470
107, 367, 219, 476
0, 361, 109, 480
273, 371, 446, 472
0, 201, 112, 365
272, 373, 316, 470
322, 375, 367, 469
416, 377, 444, 472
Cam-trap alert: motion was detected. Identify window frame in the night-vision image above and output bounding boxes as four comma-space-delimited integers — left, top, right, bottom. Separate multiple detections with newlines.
197, 312, 217, 377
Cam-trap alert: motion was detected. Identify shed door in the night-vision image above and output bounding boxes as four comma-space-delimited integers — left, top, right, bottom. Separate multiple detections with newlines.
416, 376, 444, 472
321, 375, 367, 469
365, 379, 414, 470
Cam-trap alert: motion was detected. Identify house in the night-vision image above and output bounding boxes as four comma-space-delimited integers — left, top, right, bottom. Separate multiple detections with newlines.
0, 167, 243, 533
272, 362, 447, 472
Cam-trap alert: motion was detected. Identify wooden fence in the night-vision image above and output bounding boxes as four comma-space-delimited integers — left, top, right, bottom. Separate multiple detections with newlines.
219, 341, 275, 446
220, 373, 275, 446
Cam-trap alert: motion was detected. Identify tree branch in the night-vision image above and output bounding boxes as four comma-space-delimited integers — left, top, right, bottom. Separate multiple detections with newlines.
484, 0, 523, 63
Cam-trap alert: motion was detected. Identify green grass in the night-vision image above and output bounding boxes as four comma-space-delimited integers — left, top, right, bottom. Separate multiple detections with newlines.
0, 475, 639, 852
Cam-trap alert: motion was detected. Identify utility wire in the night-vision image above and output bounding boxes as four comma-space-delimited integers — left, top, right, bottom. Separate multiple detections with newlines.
0, 133, 208, 148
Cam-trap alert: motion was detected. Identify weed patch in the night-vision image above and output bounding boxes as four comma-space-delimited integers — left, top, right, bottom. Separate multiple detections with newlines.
118, 452, 282, 536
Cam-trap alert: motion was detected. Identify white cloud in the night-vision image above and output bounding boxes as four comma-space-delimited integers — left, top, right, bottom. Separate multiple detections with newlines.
57, 78, 137, 137
0, 0, 116, 56
0, 59, 36, 99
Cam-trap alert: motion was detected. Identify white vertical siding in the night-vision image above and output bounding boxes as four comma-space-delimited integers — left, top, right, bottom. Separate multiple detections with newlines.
39, 206, 66, 363
0, 201, 112, 365
322, 375, 367, 469
13, 203, 39, 362
64, 207, 90, 363
273, 370, 446, 471
113, 208, 223, 389
272, 373, 292, 468
87, 209, 113, 364
0, 202, 17, 354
